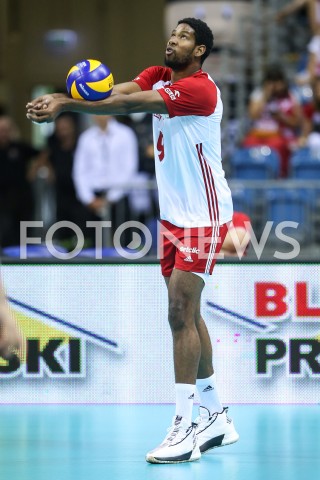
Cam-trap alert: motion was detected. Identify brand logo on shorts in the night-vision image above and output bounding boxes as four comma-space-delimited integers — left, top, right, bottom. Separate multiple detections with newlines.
184, 256, 193, 263
180, 246, 200, 254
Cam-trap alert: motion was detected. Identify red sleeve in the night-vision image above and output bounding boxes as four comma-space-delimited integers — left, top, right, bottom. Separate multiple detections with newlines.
302, 102, 314, 120
157, 73, 217, 118
132, 66, 171, 91
231, 212, 251, 230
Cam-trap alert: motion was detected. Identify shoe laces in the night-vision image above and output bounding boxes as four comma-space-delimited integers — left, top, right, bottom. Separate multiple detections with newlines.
162, 416, 192, 445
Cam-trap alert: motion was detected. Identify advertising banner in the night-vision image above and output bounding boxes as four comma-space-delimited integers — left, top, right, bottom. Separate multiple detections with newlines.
1, 264, 319, 404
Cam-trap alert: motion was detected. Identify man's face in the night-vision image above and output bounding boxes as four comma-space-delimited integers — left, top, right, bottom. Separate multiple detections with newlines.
165, 23, 198, 70
55, 117, 76, 140
272, 80, 287, 98
94, 115, 111, 130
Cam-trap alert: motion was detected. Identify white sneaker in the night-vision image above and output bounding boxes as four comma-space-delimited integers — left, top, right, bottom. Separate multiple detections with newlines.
146, 415, 201, 464
195, 406, 239, 454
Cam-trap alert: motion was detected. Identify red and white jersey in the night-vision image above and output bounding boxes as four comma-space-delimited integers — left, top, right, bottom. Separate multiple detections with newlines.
133, 66, 233, 228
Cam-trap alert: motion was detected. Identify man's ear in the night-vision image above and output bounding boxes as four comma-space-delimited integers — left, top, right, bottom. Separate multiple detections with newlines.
194, 44, 206, 59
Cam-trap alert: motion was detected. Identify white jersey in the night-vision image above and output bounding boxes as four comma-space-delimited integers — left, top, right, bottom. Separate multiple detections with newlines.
133, 66, 233, 228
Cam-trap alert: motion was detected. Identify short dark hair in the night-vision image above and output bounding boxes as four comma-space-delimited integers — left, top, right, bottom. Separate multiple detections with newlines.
263, 64, 287, 83
178, 17, 214, 65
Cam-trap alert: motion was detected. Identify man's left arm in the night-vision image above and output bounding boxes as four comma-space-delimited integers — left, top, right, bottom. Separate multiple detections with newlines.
26, 89, 167, 124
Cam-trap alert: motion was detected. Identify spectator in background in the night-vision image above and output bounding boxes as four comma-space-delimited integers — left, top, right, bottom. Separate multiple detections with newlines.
72, 115, 138, 246
0, 115, 40, 247
41, 113, 89, 248
242, 65, 302, 177
299, 76, 320, 150
276, 1, 320, 85
276, 0, 320, 36
306, 34, 320, 83
127, 112, 159, 225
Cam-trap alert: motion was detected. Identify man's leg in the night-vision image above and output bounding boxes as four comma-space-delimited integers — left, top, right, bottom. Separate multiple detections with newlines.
195, 303, 223, 414
195, 303, 213, 379
165, 277, 221, 413
146, 269, 203, 464
167, 269, 204, 385
194, 305, 239, 454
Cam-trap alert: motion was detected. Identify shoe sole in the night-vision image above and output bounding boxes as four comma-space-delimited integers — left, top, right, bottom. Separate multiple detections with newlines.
146, 448, 201, 464
200, 432, 240, 454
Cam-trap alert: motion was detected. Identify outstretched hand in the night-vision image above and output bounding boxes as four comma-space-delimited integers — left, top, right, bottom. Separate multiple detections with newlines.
26, 93, 68, 124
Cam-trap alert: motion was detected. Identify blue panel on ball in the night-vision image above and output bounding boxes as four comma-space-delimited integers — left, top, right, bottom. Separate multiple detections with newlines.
87, 64, 111, 82
77, 82, 112, 101
66, 70, 82, 93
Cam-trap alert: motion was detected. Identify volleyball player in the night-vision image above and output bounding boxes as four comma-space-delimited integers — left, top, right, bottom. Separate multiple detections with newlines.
26, 17, 239, 464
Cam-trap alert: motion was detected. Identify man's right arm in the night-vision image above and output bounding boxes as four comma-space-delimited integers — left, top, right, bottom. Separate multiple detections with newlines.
26, 87, 167, 124
27, 81, 142, 106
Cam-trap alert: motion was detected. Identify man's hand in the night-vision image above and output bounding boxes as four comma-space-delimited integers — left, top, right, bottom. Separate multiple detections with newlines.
26, 93, 68, 124
0, 311, 23, 360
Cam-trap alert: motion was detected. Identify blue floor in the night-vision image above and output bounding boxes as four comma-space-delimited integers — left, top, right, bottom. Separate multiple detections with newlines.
0, 405, 319, 480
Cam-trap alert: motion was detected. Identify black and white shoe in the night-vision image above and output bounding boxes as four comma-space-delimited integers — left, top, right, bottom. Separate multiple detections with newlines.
146, 415, 201, 464
195, 406, 239, 454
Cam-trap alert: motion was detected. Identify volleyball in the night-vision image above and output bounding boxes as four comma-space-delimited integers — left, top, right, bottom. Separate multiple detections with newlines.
66, 59, 114, 101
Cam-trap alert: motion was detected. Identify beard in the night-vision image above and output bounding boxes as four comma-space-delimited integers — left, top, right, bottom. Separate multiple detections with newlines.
164, 52, 193, 71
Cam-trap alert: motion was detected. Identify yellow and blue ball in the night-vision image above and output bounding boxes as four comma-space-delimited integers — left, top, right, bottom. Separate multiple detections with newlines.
66, 59, 114, 101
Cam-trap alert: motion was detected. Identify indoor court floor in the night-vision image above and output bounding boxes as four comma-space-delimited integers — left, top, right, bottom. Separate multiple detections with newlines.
0, 404, 319, 480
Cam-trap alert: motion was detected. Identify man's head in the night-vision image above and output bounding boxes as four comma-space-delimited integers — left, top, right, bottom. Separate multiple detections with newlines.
54, 113, 78, 141
165, 17, 214, 70
93, 115, 113, 131
263, 65, 289, 98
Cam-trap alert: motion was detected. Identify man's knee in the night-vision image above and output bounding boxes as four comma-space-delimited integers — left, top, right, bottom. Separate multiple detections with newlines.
168, 294, 194, 331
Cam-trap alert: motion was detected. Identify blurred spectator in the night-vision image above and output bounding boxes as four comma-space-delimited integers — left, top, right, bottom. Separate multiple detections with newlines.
276, 0, 320, 36
242, 65, 303, 177
299, 76, 320, 149
127, 112, 159, 224
277, 1, 320, 85
306, 34, 320, 83
128, 113, 154, 176
0, 115, 40, 247
41, 113, 90, 247
220, 211, 251, 258
72, 115, 139, 246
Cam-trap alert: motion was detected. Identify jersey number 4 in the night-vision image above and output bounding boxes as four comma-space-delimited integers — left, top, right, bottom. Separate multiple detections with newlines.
157, 131, 165, 161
